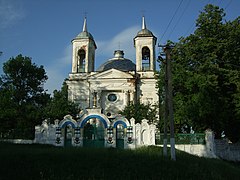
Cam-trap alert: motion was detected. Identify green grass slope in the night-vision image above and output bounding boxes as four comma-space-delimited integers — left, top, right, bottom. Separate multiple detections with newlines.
0, 143, 239, 180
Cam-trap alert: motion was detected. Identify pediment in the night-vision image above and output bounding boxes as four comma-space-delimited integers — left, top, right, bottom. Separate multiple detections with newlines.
89, 68, 134, 79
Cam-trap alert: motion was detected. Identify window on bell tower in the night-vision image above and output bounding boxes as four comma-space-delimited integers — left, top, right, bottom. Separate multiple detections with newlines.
77, 49, 86, 72
142, 46, 150, 71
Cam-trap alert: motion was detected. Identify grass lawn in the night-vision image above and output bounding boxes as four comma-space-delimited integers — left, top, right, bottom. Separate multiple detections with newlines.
0, 142, 239, 180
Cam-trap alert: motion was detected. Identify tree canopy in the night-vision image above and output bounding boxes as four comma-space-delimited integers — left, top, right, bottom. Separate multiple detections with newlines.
44, 81, 79, 121
0, 55, 50, 138
119, 101, 157, 124
2, 55, 48, 104
0, 55, 79, 139
158, 4, 240, 142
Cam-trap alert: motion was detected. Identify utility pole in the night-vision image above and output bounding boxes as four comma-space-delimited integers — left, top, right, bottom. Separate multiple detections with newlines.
163, 56, 168, 157
164, 45, 176, 161
158, 47, 168, 157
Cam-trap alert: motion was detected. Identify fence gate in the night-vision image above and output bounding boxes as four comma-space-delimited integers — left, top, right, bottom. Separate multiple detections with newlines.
63, 125, 74, 147
83, 121, 105, 148
116, 124, 125, 149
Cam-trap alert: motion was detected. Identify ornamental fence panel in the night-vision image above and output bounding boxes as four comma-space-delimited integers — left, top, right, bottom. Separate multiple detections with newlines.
155, 133, 205, 145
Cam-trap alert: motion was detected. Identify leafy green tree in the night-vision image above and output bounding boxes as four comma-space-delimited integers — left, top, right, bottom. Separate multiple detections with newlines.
164, 4, 240, 142
0, 54, 50, 138
119, 101, 157, 124
0, 87, 17, 137
155, 63, 167, 132
44, 81, 79, 121
1, 54, 48, 105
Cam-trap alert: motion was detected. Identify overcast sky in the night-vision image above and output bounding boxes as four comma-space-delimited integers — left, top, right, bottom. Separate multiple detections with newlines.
0, 0, 239, 94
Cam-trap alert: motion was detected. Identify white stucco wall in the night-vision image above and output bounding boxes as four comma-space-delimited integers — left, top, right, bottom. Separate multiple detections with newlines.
134, 37, 156, 71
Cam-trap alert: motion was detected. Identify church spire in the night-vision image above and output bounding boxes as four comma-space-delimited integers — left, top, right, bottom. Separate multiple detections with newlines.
142, 16, 146, 29
82, 17, 87, 32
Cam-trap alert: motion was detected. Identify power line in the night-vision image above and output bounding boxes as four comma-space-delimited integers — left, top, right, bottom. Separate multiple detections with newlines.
183, 0, 214, 37
159, 0, 184, 43
167, 0, 191, 40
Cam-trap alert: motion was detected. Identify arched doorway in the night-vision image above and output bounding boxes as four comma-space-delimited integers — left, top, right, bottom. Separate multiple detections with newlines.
113, 121, 127, 149
60, 121, 77, 147
77, 49, 86, 72
142, 46, 150, 71
80, 114, 109, 148
64, 125, 74, 147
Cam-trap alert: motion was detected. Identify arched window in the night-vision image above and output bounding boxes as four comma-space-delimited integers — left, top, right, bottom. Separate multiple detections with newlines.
142, 47, 150, 71
77, 49, 86, 72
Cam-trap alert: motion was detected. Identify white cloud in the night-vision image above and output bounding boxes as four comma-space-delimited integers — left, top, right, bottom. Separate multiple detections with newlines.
44, 45, 72, 94
0, 0, 25, 29
58, 44, 72, 66
96, 25, 140, 67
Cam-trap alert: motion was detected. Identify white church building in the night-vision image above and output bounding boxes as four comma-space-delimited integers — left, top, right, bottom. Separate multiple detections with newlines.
66, 16, 158, 115
35, 16, 158, 149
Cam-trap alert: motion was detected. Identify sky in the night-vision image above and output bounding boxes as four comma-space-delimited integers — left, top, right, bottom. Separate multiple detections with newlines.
0, 0, 239, 94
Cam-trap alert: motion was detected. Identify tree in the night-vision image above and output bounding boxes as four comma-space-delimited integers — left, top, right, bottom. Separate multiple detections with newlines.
0, 87, 17, 137
0, 54, 50, 138
155, 58, 168, 132
1, 54, 48, 105
44, 81, 79, 121
119, 101, 157, 124
165, 5, 240, 142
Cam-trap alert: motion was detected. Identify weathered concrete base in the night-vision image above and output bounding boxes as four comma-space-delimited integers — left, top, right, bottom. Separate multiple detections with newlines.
215, 139, 240, 162
175, 144, 215, 158
158, 144, 216, 158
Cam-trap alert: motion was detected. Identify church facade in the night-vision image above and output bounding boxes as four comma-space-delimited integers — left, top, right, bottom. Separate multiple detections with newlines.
66, 16, 158, 118
35, 16, 158, 148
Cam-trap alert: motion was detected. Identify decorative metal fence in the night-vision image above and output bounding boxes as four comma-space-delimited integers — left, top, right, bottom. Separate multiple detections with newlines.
83, 126, 105, 148
155, 133, 205, 145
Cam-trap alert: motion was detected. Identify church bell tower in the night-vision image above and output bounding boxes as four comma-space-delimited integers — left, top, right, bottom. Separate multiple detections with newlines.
71, 17, 97, 73
134, 16, 157, 72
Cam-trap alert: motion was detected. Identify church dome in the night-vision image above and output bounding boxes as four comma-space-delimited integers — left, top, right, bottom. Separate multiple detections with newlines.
136, 29, 154, 37
76, 31, 94, 40
73, 17, 95, 41
97, 50, 136, 72
134, 16, 156, 39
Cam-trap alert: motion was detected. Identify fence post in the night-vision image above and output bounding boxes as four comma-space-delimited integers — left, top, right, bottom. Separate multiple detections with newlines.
205, 129, 217, 158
